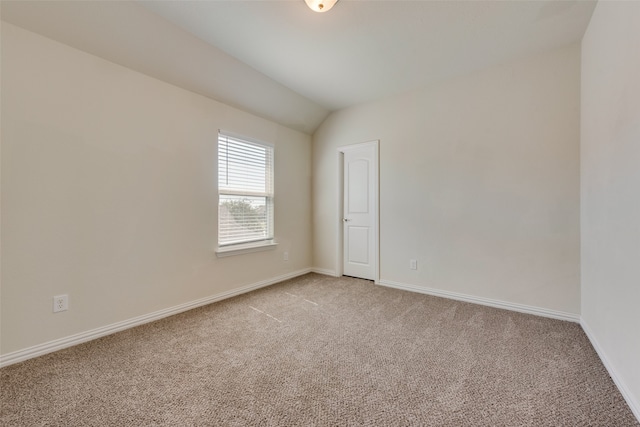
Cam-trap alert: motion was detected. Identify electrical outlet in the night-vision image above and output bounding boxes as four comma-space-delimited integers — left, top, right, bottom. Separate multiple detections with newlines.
284, 251, 289, 261
53, 295, 68, 313
409, 259, 417, 270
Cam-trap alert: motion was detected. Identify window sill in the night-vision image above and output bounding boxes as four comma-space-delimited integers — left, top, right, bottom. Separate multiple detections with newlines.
215, 241, 278, 258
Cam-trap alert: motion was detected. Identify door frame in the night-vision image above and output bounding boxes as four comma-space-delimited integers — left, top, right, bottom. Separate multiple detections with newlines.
336, 140, 380, 283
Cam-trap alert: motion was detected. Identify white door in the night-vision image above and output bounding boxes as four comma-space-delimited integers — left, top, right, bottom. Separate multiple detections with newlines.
342, 143, 377, 280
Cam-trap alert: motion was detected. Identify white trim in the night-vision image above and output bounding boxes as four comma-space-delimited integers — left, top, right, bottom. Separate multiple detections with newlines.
215, 240, 278, 257
311, 268, 339, 277
0, 268, 311, 368
338, 140, 380, 152
337, 140, 380, 283
335, 149, 345, 278
377, 279, 580, 323
581, 319, 640, 422
218, 129, 274, 148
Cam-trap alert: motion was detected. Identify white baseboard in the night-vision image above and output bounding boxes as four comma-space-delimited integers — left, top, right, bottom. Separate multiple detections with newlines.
581, 319, 640, 422
0, 268, 312, 368
377, 279, 580, 323
311, 268, 338, 277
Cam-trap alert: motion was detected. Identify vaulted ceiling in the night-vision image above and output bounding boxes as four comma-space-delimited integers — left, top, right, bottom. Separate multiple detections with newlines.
1, 0, 596, 134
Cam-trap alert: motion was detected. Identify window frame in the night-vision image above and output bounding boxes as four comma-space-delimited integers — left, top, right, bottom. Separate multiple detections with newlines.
215, 131, 277, 257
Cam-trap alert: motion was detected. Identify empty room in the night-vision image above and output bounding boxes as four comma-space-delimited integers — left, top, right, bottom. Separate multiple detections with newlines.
1, 0, 639, 425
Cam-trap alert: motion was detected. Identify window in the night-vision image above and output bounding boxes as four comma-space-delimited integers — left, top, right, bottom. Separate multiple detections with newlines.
217, 131, 274, 252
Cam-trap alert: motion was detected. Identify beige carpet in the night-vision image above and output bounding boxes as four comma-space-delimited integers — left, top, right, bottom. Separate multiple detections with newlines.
1, 273, 638, 426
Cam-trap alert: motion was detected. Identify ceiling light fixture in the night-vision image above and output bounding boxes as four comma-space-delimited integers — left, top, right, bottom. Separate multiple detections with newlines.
304, 0, 338, 13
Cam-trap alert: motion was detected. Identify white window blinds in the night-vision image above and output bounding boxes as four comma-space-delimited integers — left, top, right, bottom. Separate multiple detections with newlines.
218, 132, 274, 247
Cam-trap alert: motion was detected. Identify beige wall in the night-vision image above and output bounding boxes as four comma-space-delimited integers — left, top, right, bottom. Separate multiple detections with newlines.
581, 1, 640, 416
1, 23, 312, 355
313, 44, 581, 315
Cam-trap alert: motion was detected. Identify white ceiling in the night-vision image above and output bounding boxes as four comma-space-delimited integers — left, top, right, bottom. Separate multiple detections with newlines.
141, 0, 596, 111
2, 0, 596, 134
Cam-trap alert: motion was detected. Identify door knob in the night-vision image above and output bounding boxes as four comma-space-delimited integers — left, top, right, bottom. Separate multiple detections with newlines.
343, 218, 351, 222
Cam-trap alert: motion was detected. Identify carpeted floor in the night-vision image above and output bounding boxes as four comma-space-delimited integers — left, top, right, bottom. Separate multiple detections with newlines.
1, 273, 638, 426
